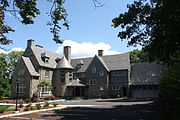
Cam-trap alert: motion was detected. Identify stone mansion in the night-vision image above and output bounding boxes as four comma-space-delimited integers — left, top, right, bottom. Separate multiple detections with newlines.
11, 40, 164, 99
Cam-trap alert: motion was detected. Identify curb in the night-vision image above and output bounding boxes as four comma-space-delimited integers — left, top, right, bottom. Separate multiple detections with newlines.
0, 106, 67, 119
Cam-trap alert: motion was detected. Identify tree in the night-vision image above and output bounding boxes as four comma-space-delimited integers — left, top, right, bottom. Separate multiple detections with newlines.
130, 49, 151, 63
0, 50, 23, 97
112, 0, 180, 64
0, 0, 103, 47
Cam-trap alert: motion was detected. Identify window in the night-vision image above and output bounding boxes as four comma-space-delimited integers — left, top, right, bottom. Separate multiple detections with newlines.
99, 70, 104, 76
60, 71, 65, 82
16, 84, 26, 93
18, 69, 26, 76
112, 85, 120, 90
41, 86, 51, 94
79, 73, 85, 78
111, 70, 127, 76
45, 58, 49, 63
92, 67, 96, 73
45, 70, 49, 78
88, 80, 96, 85
33, 76, 39, 80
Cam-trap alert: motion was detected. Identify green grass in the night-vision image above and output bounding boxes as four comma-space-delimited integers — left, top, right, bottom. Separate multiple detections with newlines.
0, 105, 13, 113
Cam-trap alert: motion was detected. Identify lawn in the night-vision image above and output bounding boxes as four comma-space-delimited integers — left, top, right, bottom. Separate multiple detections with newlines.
0, 105, 14, 113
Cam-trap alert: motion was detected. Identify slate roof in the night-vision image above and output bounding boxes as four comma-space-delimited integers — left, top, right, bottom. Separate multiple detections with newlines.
71, 57, 93, 73
22, 56, 40, 76
56, 56, 73, 69
130, 62, 162, 85
71, 53, 130, 72
30, 46, 63, 68
96, 55, 109, 71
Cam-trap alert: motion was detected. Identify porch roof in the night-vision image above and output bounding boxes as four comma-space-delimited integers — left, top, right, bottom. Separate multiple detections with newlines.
67, 79, 85, 87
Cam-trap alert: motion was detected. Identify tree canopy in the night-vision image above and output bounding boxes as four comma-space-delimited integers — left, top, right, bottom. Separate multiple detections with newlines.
0, 0, 69, 46
112, 0, 180, 64
0, 0, 103, 47
0, 50, 23, 97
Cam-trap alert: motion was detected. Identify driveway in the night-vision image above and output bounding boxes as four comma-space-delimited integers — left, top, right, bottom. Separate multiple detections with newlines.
2, 98, 166, 120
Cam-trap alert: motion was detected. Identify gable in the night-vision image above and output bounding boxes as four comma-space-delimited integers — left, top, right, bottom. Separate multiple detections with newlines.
24, 46, 63, 69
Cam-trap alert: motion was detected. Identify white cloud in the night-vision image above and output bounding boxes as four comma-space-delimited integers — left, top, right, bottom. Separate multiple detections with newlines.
0, 47, 24, 54
56, 40, 119, 58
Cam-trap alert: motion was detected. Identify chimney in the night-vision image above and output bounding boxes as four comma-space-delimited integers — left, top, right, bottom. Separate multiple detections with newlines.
64, 46, 71, 64
98, 50, 104, 57
27, 39, 34, 47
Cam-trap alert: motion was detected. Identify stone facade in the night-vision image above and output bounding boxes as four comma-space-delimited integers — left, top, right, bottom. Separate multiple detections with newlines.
12, 40, 163, 99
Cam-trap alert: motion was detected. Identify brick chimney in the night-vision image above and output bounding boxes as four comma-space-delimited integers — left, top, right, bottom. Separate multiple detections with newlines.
98, 50, 104, 57
27, 39, 34, 47
64, 46, 71, 64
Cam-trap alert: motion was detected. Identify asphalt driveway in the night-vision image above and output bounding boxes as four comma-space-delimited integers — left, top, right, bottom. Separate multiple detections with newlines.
2, 98, 166, 120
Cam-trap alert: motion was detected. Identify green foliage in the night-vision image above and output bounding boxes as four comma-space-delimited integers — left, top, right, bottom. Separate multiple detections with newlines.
38, 81, 52, 89
112, 0, 180, 64
160, 63, 180, 101
160, 63, 180, 119
0, 51, 23, 97
0, 105, 13, 113
0, 77, 11, 97
0, 0, 69, 45
130, 49, 152, 63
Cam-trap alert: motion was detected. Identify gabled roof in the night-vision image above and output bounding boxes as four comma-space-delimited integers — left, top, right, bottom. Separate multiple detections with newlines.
103, 53, 130, 71
130, 62, 162, 85
71, 53, 130, 72
22, 56, 40, 76
30, 46, 63, 68
71, 57, 93, 72
95, 55, 109, 71
56, 56, 73, 69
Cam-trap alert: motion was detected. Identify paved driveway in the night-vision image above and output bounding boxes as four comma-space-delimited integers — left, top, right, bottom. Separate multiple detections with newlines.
2, 98, 165, 120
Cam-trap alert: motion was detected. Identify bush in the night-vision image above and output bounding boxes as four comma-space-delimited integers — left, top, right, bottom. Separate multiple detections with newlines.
36, 104, 42, 110
19, 99, 25, 104
26, 103, 32, 107
43, 101, 49, 107
19, 104, 24, 108
52, 102, 58, 107
0, 108, 5, 113
24, 107, 31, 111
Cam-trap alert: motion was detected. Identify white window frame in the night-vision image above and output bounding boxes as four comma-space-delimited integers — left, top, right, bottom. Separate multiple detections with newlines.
41, 86, 51, 94
16, 84, 26, 93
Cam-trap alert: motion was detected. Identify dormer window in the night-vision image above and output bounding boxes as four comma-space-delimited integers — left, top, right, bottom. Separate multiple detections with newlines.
41, 53, 50, 63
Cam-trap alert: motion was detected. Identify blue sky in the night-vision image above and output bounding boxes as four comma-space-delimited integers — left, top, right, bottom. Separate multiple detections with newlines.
1, 0, 141, 58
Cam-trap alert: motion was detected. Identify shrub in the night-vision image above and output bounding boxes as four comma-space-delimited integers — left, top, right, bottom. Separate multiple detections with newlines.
19, 104, 24, 108
26, 103, 32, 107
30, 106, 37, 110
43, 101, 49, 107
52, 102, 58, 107
36, 104, 42, 110
24, 107, 31, 111
19, 99, 25, 104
